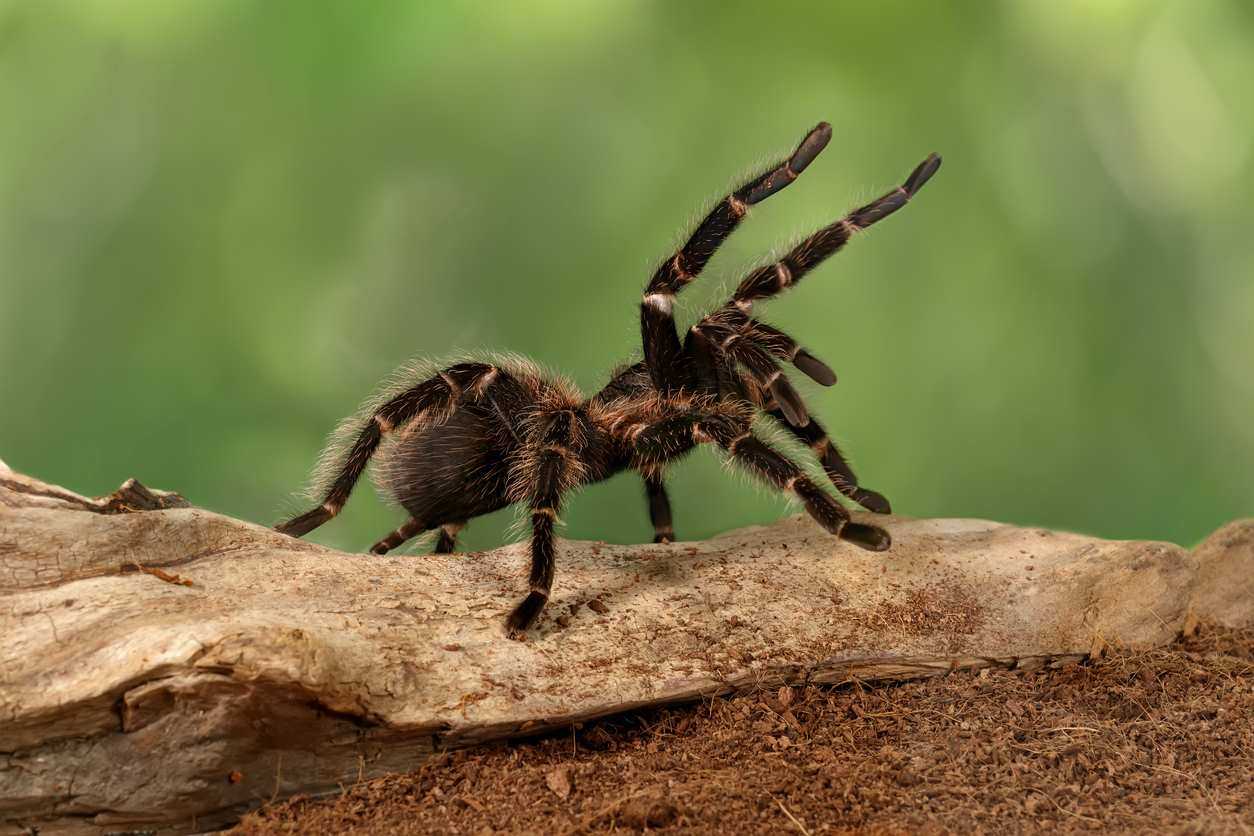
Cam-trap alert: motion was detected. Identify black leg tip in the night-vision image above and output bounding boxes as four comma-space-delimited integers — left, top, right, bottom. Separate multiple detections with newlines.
854, 489, 892, 515
653, 533, 674, 544
275, 507, 330, 538
791, 122, 833, 174
506, 591, 548, 640
842, 523, 891, 552
770, 378, 810, 427
793, 350, 837, 387
369, 542, 391, 555
741, 123, 834, 205
904, 153, 942, 196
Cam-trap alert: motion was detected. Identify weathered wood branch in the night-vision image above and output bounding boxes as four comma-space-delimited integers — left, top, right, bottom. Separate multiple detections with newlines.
1, 461, 1250, 833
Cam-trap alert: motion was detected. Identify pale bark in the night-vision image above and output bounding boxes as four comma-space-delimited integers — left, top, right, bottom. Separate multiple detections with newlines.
1, 462, 1250, 833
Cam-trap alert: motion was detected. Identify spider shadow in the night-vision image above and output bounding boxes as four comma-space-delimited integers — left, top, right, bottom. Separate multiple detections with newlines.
521, 537, 754, 644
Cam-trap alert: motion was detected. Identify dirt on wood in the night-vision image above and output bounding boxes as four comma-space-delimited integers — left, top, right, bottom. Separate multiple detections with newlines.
233, 624, 1253, 834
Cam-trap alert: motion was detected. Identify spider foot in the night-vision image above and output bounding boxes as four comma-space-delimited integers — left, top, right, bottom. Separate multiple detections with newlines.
506, 591, 548, 640
275, 506, 331, 538
841, 522, 891, 552
853, 488, 892, 515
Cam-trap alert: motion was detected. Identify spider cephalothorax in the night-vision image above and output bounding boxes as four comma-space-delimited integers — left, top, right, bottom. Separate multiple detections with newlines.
277, 122, 941, 638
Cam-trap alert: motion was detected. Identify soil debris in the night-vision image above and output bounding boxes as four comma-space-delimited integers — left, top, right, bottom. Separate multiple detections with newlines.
545, 766, 573, 800
235, 625, 1254, 834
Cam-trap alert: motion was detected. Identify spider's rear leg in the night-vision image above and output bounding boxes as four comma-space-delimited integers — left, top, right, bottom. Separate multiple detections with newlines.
370, 517, 428, 555
276, 362, 500, 539
371, 519, 464, 555
434, 521, 465, 554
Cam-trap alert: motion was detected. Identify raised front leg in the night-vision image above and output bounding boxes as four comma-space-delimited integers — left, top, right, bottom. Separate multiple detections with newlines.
640, 123, 832, 393
710, 152, 941, 315
680, 151, 942, 426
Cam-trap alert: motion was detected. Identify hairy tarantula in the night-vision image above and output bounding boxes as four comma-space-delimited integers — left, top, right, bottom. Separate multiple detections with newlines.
277, 122, 940, 638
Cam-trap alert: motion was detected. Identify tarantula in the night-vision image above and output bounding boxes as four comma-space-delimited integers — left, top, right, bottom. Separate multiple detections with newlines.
277, 122, 940, 638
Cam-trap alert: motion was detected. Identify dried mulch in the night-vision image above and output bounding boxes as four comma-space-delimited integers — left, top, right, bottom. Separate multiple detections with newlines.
235, 625, 1254, 834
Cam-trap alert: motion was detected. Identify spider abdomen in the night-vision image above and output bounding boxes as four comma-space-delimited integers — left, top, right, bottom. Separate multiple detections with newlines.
374, 403, 514, 524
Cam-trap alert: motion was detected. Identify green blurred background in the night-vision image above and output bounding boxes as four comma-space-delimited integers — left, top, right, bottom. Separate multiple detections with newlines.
2, 1, 1251, 554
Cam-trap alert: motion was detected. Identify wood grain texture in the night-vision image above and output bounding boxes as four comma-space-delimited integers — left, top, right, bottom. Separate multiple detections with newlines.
1, 462, 1250, 834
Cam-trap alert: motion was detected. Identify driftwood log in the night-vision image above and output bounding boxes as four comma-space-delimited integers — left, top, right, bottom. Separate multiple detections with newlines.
1, 460, 1251, 833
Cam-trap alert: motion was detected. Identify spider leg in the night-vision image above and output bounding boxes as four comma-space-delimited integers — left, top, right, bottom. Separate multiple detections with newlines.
370, 517, 428, 555
688, 323, 742, 399
681, 153, 941, 374
505, 411, 584, 639
642, 122, 832, 392
276, 362, 500, 538
433, 521, 465, 554
623, 410, 889, 551
744, 318, 837, 387
710, 422, 890, 551
373, 520, 465, 555
729, 367, 891, 515
643, 472, 675, 543
691, 321, 809, 427
765, 407, 892, 514
624, 412, 710, 464
725, 152, 941, 312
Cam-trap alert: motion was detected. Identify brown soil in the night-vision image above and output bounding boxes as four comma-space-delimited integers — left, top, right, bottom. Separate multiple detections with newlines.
235, 626, 1254, 834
